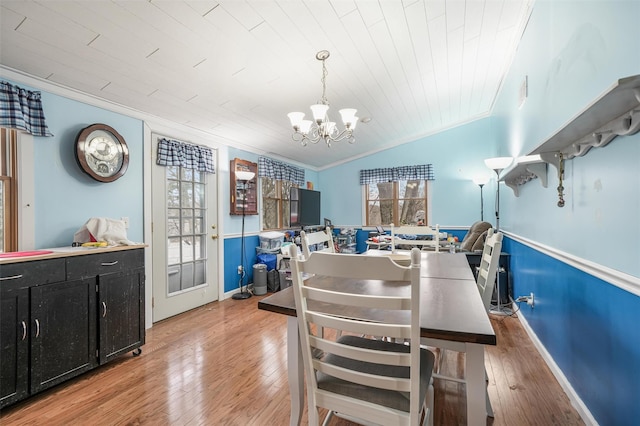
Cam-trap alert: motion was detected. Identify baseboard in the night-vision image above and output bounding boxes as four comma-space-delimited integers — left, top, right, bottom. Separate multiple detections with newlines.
516, 313, 599, 426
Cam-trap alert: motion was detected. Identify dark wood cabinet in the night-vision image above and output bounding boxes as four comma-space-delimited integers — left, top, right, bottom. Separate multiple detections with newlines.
97, 266, 145, 364
230, 158, 258, 215
0, 287, 29, 407
0, 247, 145, 409
30, 278, 98, 393
66, 248, 145, 364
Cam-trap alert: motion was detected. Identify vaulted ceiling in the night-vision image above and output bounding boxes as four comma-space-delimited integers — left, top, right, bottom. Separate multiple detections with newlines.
0, 0, 533, 169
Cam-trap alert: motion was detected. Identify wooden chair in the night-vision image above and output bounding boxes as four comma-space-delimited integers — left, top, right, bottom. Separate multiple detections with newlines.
300, 227, 335, 259
290, 245, 434, 426
422, 229, 503, 417
390, 224, 444, 253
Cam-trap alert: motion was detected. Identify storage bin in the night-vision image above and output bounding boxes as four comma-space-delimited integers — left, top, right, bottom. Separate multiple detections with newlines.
256, 253, 277, 271
259, 231, 285, 250
279, 270, 292, 290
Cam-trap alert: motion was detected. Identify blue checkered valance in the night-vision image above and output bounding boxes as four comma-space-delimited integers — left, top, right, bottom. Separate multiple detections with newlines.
359, 164, 434, 185
0, 81, 53, 137
258, 157, 305, 186
156, 138, 215, 173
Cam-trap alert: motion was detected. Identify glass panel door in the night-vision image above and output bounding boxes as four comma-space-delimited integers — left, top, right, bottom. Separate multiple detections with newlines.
151, 135, 218, 322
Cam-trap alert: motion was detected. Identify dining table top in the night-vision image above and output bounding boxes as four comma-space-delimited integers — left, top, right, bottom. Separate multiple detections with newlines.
258, 251, 496, 346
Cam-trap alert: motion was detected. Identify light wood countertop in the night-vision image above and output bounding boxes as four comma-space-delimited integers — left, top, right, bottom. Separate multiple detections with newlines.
0, 244, 147, 265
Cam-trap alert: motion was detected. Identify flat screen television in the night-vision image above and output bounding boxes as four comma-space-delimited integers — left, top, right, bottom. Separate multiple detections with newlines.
290, 187, 321, 227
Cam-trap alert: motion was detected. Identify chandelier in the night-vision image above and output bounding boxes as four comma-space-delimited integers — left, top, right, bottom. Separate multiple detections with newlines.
287, 50, 358, 147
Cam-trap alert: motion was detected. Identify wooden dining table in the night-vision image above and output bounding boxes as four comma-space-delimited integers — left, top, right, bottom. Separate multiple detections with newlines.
258, 250, 496, 426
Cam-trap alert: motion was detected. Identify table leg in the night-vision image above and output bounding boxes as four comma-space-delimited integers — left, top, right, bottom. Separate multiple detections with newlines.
465, 343, 487, 426
287, 317, 304, 426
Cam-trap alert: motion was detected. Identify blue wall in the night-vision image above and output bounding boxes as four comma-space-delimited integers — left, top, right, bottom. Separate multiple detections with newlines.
493, 0, 640, 277
492, 2, 640, 424
9, 79, 145, 248
505, 238, 640, 425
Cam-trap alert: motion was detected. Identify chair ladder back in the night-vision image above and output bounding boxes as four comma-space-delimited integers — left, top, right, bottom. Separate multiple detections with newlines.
391, 224, 441, 253
300, 227, 335, 258
289, 245, 428, 426
476, 229, 503, 311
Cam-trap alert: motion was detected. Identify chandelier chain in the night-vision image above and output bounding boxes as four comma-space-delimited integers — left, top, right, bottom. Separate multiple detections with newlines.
320, 58, 328, 105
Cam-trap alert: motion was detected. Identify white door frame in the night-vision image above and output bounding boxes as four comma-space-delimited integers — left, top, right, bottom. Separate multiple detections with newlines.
143, 124, 226, 326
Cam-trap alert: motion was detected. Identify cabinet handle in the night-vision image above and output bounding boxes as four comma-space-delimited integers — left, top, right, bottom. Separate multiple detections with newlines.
21, 321, 27, 341
34, 319, 40, 338
102, 302, 107, 317
101, 261, 119, 266
0, 274, 23, 281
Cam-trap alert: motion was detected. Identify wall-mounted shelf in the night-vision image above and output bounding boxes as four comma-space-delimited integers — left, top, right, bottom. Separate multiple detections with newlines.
501, 74, 640, 196
503, 156, 548, 197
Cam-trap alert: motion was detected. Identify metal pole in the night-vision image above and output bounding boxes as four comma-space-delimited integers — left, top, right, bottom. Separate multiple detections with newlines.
479, 184, 485, 221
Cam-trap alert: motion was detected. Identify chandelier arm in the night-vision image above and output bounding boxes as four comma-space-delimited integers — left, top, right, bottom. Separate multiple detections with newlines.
325, 129, 354, 143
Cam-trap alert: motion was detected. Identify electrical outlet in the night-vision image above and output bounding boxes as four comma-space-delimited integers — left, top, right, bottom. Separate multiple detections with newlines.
527, 292, 535, 307
237, 265, 243, 275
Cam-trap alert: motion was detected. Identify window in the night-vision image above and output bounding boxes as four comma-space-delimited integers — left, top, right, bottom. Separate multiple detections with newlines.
166, 165, 207, 293
262, 177, 297, 230
365, 180, 429, 226
0, 128, 18, 252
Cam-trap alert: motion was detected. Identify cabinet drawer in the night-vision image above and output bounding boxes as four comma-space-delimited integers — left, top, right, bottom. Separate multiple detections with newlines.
0, 259, 66, 291
66, 249, 144, 280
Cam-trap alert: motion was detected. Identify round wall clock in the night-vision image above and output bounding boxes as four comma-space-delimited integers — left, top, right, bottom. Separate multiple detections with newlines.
75, 123, 129, 182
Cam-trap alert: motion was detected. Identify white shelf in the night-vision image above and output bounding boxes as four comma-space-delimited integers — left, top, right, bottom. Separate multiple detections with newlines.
502, 74, 640, 196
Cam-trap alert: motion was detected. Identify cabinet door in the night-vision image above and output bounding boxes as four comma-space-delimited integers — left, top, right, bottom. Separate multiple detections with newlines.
0, 287, 29, 408
98, 268, 145, 364
30, 279, 97, 393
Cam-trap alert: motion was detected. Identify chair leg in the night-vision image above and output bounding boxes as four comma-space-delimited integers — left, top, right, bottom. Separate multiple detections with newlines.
486, 389, 494, 418
427, 378, 435, 426
435, 348, 446, 374
484, 367, 494, 417
321, 410, 334, 426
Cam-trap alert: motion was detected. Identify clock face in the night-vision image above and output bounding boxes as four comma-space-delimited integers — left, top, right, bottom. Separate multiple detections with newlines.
75, 124, 129, 182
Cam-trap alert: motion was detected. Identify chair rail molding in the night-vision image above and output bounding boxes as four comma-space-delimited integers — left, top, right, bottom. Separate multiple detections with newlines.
502, 75, 640, 198
504, 231, 640, 298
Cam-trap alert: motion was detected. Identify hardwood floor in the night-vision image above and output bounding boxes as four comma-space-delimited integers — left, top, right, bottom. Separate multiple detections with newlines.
1, 295, 584, 426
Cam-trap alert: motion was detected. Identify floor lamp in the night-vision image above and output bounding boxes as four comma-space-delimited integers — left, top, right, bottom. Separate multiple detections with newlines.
232, 170, 255, 300
484, 157, 513, 315
472, 177, 489, 221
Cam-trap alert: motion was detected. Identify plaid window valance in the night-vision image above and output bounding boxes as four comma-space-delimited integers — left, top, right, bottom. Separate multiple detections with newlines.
156, 138, 215, 173
359, 164, 434, 185
258, 157, 305, 186
0, 81, 53, 137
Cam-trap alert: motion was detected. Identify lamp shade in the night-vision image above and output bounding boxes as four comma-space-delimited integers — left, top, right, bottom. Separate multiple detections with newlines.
484, 156, 514, 172
236, 171, 255, 182
287, 112, 305, 127
310, 104, 329, 122
339, 108, 357, 126
473, 176, 489, 186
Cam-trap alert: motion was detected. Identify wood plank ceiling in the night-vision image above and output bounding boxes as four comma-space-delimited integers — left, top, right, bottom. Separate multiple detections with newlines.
0, 0, 533, 169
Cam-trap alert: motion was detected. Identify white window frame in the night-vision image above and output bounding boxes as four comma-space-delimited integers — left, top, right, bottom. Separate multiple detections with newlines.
361, 180, 433, 226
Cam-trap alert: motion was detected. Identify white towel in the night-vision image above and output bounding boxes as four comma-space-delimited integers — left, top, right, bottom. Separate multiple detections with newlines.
73, 217, 134, 246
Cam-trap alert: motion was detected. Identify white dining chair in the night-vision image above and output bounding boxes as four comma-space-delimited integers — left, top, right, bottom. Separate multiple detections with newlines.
390, 224, 443, 253
422, 228, 503, 417
290, 245, 434, 426
300, 227, 335, 259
